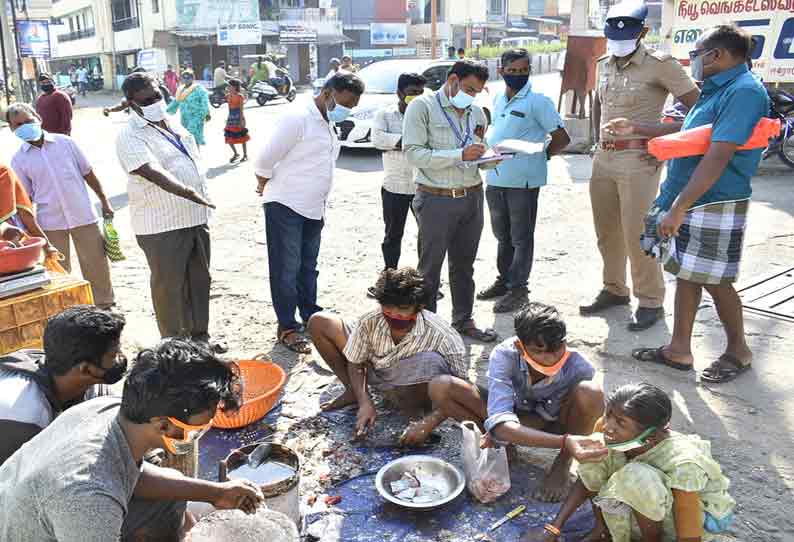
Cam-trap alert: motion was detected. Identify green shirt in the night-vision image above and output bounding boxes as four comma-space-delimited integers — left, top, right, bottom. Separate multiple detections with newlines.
403, 88, 488, 189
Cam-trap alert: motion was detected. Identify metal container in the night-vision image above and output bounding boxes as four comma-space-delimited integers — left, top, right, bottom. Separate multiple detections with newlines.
375, 455, 465, 511
219, 443, 300, 524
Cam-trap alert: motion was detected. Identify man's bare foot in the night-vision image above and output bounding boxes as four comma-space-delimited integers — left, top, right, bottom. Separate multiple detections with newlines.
534, 453, 574, 502
661, 344, 694, 366
399, 410, 445, 447
320, 389, 357, 411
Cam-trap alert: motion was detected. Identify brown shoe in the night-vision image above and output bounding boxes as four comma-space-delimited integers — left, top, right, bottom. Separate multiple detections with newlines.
579, 290, 631, 315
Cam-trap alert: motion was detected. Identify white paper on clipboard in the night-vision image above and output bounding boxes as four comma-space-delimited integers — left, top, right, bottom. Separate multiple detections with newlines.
466, 150, 515, 166
494, 139, 548, 155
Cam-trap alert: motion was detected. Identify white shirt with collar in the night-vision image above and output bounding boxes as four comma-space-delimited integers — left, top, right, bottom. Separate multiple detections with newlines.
371, 103, 414, 196
115, 113, 212, 236
254, 99, 340, 220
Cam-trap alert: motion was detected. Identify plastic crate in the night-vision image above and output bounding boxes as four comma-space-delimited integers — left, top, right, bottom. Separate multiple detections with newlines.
0, 275, 94, 354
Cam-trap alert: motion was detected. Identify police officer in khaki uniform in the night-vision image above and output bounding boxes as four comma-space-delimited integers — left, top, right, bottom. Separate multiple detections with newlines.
580, 1, 699, 331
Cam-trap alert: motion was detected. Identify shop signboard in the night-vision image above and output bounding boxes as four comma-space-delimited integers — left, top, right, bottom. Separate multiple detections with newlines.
16, 20, 51, 59
280, 24, 318, 44
176, 0, 259, 30
218, 22, 262, 46
672, 0, 794, 82
370, 23, 408, 45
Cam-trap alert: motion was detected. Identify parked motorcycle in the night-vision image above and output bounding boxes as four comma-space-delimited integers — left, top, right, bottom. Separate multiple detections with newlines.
87, 74, 104, 91
762, 88, 794, 169
249, 67, 297, 106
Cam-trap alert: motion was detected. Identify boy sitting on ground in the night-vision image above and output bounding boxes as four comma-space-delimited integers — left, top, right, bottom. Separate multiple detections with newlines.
429, 302, 606, 501
308, 267, 467, 444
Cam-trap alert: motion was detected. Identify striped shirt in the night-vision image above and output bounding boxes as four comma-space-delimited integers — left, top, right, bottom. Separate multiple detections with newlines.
371, 104, 414, 195
403, 87, 487, 190
115, 113, 211, 236
344, 309, 467, 379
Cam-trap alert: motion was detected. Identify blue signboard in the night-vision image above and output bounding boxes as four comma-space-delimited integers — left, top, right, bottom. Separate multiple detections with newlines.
17, 20, 51, 59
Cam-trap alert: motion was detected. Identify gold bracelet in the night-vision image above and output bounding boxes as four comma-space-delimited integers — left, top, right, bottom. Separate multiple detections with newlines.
544, 523, 561, 537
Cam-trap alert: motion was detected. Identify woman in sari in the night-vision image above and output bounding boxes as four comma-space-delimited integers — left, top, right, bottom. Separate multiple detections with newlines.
0, 163, 57, 255
167, 69, 210, 145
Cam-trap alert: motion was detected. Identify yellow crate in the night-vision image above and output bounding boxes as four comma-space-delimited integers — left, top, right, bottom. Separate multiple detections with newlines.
0, 275, 94, 354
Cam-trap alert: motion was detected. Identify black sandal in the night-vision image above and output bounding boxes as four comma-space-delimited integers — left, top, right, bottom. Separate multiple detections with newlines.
453, 321, 498, 343
278, 328, 312, 354
701, 354, 751, 384
632, 347, 693, 371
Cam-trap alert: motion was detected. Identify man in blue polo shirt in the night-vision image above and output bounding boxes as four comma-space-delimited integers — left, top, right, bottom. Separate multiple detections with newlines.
478, 49, 570, 312
609, 25, 768, 384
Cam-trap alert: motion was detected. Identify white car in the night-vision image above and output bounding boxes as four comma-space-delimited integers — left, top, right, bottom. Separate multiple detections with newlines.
326, 58, 499, 149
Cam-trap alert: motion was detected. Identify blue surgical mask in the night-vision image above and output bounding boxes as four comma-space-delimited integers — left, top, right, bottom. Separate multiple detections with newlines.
449, 85, 476, 109
327, 98, 352, 123
15, 122, 43, 143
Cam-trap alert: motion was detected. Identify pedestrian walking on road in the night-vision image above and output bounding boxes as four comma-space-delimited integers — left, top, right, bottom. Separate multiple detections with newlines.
114, 72, 220, 350
629, 25, 768, 384
76, 65, 88, 97
164, 65, 178, 96
371, 72, 426, 271
34, 73, 72, 136
7, 103, 116, 309
580, 1, 700, 331
478, 48, 570, 313
403, 60, 497, 342
167, 69, 210, 146
254, 72, 364, 353
224, 79, 250, 163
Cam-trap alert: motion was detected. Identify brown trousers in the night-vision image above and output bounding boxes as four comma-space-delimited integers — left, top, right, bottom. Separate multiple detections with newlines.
589, 150, 665, 308
45, 221, 115, 307
136, 224, 211, 339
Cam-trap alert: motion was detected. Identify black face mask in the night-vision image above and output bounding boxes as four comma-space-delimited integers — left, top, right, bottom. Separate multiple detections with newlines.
40, 84, 55, 93
100, 356, 128, 385
503, 74, 529, 91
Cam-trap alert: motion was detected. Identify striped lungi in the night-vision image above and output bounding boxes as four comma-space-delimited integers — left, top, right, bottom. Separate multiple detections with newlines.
640, 199, 749, 285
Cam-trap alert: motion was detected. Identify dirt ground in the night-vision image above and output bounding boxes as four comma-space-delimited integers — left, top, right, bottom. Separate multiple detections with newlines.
7, 88, 790, 541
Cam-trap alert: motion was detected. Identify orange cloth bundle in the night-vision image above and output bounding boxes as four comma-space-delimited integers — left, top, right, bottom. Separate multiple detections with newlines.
648, 117, 781, 161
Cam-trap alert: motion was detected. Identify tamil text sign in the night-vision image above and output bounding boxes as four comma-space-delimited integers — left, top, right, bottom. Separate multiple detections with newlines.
673, 0, 794, 81
370, 23, 408, 45
218, 22, 262, 46
17, 20, 51, 59
176, 0, 259, 30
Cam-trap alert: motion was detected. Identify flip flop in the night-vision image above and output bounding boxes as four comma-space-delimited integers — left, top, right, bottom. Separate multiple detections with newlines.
278, 328, 312, 354
631, 347, 693, 371
701, 354, 752, 384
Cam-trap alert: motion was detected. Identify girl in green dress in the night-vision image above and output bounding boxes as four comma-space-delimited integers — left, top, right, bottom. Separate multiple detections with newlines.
167, 70, 210, 146
524, 382, 735, 542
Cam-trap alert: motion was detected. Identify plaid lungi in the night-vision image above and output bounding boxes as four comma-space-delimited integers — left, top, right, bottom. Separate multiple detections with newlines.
640, 200, 749, 285
343, 320, 452, 390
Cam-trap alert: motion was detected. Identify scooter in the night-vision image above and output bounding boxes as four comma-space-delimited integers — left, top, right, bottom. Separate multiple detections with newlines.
87, 74, 104, 91
249, 67, 297, 106
209, 85, 227, 109
762, 89, 794, 169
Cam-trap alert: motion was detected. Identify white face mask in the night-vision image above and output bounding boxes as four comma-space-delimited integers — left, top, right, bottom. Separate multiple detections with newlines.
607, 39, 639, 58
139, 99, 167, 122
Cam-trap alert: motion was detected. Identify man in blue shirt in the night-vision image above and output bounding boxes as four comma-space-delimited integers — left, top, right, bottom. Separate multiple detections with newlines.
608, 25, 768, 384
477, 49, 570, 312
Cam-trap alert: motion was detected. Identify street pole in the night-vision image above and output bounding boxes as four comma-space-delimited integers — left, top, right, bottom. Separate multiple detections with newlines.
430, 0, 437, 59
9, 0, 29, 102
0, 7, 11, 104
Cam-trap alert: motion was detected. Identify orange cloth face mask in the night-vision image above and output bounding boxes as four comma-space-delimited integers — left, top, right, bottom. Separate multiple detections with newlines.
517, 341, 571, 377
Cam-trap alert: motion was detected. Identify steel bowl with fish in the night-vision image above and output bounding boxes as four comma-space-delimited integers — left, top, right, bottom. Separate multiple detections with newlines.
375, 455, 465, 510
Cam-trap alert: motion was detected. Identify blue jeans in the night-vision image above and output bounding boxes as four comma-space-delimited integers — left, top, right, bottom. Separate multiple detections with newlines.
485, 186, 540, 290
264, 202, 324, 330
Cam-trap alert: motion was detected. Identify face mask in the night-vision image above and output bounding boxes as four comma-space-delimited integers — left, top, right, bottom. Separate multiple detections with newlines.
606, 425, 657, 452
40, 83, 55, 93
518, 341, 571, 377
139, 99, 167, 122
690, 50, 713, 82
450, 84, 476, 110
382, 309, 417, 331
607, 39, 639, 58
100, 355, 128, 385
161, 417, 212, 455
14, 122, 42, 142
326, 97, 352, 123
403, 94, 419, 105
503, 74, 529, 91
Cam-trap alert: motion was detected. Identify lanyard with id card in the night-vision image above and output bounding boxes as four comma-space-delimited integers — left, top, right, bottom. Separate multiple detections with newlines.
436, 93, 472, 148
151, 124, 194, 163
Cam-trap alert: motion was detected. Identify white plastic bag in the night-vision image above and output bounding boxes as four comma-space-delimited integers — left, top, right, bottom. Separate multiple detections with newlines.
461, 420, 511, 503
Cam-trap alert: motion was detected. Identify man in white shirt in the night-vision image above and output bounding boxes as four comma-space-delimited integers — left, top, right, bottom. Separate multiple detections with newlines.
114, 72, 219, 349
254, 72, 364, 353
213, 61, 228, 90
371, 72, 426, 272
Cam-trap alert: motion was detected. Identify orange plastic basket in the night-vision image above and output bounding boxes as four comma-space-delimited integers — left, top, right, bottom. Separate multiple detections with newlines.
212, 358, 287, 429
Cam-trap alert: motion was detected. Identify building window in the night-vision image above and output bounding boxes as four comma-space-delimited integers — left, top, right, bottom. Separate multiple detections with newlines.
111, 0, 140, 31
490, 0, 503, 14
153, 0, 159, 13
